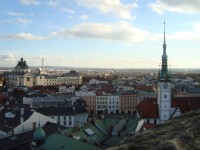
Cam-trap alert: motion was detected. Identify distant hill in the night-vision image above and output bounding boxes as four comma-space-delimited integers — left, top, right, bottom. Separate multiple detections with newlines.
108, 110, 200, 150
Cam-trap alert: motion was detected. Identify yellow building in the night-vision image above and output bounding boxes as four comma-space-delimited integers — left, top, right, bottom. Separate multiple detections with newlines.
8, 58, 82, 87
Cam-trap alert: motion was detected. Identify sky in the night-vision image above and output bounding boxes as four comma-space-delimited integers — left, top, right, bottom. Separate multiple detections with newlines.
0, 0, 200, 69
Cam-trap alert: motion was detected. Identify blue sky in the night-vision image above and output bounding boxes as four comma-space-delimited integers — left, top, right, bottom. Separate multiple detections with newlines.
0, 0, 200, 69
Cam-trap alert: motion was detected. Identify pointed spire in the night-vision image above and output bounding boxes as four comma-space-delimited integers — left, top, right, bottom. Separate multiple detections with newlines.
164, 21, 165, 44
163, 18, 166, 55
158, 18, 171, 81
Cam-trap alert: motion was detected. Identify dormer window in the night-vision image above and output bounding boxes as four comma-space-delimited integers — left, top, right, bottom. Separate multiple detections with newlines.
5, 112, 16, 118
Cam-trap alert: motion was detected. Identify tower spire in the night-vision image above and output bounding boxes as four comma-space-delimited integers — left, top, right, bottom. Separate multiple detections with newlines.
158, 19, 171, 81
163, 19, 166, 55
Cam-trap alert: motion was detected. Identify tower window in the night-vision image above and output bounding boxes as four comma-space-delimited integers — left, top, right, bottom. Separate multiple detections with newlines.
164, 95, 167, 98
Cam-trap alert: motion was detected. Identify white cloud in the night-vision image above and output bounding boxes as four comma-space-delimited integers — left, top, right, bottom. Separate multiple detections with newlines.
169, 31, 199, 41
20, 0, 40, 5
48, 0, 74, 14
51, 22, 150, 43
48, 0, 58, 7
0, 33, 46, 41
149, 0, 200, 14
0, 18, 32, 28
0, 53, 16, 62
7, 11, 25, 16
79, 15, 89, 20
75, 0, 138, 20
15, 18, 32, 24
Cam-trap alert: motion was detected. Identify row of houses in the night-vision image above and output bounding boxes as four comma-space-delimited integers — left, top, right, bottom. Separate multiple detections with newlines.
22, 87, 157, 115
0, 99, 89, 139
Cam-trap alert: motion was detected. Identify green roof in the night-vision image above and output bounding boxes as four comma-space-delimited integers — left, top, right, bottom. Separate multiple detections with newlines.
39, 133, 103, 150
103, 117, 139, 147
64, 123, 108, 145
187, 87, 200, 93
33, 128, 46, 142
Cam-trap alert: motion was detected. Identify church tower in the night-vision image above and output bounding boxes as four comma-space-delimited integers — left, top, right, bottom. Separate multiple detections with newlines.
157, 22, 172, 124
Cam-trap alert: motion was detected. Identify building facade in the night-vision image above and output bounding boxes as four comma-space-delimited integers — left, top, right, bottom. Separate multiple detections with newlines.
7, 58, 82, 88
75, 90, 96, 114
157, 22, 172, 124
120, 91, 138, 114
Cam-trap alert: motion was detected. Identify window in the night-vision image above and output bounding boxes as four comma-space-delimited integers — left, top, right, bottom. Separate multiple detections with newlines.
69, 121, 72, 125
164, 95, 167, 98
69, 116, 71, 120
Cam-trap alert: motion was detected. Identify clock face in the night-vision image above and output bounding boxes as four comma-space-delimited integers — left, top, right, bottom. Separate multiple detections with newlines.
163, 83, 169, 89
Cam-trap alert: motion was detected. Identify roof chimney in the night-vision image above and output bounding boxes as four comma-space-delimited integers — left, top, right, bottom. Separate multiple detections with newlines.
20, 108, 24, 116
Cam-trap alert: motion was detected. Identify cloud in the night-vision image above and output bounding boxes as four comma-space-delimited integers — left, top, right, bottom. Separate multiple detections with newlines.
51, 22, 150, 43
0, 33, 47, 41
15, 18, 32, 24
79, 15, 89, 20
169, 31, 199, 41
0, 18, 32, 28
7, 11, 25, 16
0, 53, 16, 62
75, 0, 138, 20
149, 0, 200, 14
20, 0, 40, 5
48, 0, 74, 14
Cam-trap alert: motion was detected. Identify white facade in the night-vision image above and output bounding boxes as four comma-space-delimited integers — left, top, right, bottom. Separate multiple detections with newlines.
8, 72, 82, 88
35, 74, 82, 86
0, 111, 56, 139
107, 95, 120, 114
9, 73, 35, 87
51, 115, 75, 127
157, 82, 172, 124
13, 112, 56, 135
58, 85, 75, 93
49, 113, 88, 128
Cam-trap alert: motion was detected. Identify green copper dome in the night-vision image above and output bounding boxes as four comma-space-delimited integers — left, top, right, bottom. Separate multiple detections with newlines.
33, 128, 46, 142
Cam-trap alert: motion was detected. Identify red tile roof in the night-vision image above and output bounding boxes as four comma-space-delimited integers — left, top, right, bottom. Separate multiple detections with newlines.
172, 97, 200, 113
140, 123, 157, 132
136, 98, 159, 119
0, 95, 7, 103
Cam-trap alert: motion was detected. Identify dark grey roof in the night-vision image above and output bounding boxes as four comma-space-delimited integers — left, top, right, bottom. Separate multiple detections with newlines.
0, 123, 62, 150
0, 104, 33, 133
14, 58, 29, 70
35, 106, 88, 116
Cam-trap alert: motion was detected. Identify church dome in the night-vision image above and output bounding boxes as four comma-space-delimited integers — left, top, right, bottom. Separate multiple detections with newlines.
33, 128, 46, 143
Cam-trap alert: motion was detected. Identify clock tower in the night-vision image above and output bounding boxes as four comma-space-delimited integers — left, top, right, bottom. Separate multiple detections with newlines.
157, 22, 172, 123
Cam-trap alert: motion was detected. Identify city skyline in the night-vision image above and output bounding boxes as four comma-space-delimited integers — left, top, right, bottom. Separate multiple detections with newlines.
0, 0, 200, 69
